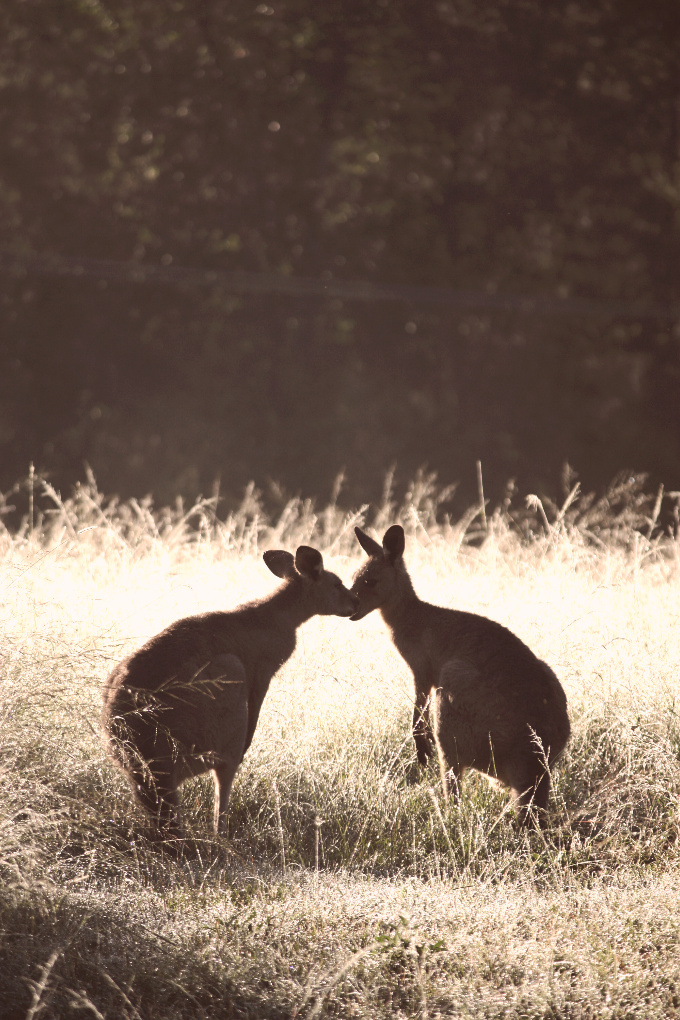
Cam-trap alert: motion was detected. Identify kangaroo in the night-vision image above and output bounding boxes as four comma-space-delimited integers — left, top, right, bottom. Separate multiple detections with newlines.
102, 545, 358, 839
350, 525, 570, 826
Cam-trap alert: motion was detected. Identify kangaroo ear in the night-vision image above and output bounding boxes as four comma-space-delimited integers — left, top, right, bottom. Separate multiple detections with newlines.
263, 550, 296, 579
382, 525, 405, 562
354, 527, 383, 558
294, 545, 324, 580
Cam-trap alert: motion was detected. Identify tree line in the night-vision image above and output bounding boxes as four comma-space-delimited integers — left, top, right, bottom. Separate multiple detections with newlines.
1, 0, 679, 510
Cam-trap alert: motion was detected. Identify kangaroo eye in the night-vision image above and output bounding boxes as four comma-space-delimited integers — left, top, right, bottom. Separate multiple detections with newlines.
364, 578, 378, 588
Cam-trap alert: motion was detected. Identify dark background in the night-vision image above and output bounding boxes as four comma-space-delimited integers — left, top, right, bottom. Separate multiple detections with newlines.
1, 0, 679, 512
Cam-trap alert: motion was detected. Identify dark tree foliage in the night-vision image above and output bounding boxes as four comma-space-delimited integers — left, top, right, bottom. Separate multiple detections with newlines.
1, 0, 679, 507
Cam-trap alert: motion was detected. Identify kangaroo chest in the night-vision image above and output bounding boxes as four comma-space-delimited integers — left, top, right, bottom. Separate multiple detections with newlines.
391, 629, 439, 694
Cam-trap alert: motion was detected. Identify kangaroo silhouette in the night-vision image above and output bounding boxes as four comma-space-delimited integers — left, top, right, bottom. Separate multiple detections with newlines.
350, 525, 570, 826
102, 545, 358, 838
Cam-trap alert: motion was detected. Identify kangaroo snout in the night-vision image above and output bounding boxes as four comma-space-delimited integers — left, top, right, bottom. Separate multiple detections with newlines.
348, 594, 369, 622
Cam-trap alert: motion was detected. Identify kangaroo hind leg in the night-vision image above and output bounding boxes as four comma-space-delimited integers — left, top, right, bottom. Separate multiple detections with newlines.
129, 754, 182, 839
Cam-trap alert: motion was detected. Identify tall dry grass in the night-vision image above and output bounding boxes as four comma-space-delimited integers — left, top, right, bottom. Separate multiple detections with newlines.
1, 467, 680, 1018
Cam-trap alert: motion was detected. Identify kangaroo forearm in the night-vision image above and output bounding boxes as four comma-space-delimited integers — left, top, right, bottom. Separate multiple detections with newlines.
241, 713, 258, 760
241, 690, 266, 761
412, 702, 435, 765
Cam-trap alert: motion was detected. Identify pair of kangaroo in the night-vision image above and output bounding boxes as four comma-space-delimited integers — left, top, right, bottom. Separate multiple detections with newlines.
102, 525, 570, 838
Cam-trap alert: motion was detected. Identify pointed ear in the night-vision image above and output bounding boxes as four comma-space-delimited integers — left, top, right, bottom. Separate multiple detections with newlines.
382, 525, 405, 562
354, 527, 383, 558
263, 550, 296, 579
294, 545, 324, 580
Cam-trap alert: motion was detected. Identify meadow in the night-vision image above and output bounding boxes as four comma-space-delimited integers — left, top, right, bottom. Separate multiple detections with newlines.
1, 469, 680, 1019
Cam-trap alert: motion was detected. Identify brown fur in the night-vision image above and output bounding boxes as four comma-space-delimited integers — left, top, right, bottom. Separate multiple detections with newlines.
102, 545, 358, 838
350, 525, 570, 826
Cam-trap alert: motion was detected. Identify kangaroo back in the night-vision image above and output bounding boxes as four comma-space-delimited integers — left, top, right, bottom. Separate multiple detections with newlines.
102, 545, 357, 840
350, 525, 570, 827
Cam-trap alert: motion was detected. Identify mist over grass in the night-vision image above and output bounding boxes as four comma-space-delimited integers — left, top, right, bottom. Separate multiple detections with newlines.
1, 469, 680, 1018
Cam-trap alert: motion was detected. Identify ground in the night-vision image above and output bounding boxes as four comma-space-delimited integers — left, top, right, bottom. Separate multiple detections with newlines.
1, 474, 679, 1018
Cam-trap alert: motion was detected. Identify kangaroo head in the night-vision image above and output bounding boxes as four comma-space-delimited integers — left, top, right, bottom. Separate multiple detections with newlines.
263, 545, 358, 617
349, 525, 406, 621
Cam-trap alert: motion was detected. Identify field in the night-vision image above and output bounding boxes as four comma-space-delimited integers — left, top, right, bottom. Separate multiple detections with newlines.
1, 470, 680, 1019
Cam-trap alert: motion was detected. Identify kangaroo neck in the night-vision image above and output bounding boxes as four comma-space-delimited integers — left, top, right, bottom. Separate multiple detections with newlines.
379, 568, 420, 633
257, 580, 313, 631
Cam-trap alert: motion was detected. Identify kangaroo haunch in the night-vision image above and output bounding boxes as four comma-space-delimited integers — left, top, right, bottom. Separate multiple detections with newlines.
350, 525, 570, 827
102, 545, 358, 839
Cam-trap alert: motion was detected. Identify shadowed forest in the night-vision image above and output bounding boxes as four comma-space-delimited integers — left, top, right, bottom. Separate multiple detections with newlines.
1, 0, 679, 510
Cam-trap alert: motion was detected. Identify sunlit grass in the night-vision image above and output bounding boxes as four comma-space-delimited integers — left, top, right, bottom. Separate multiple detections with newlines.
1, 469, 680, 1017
